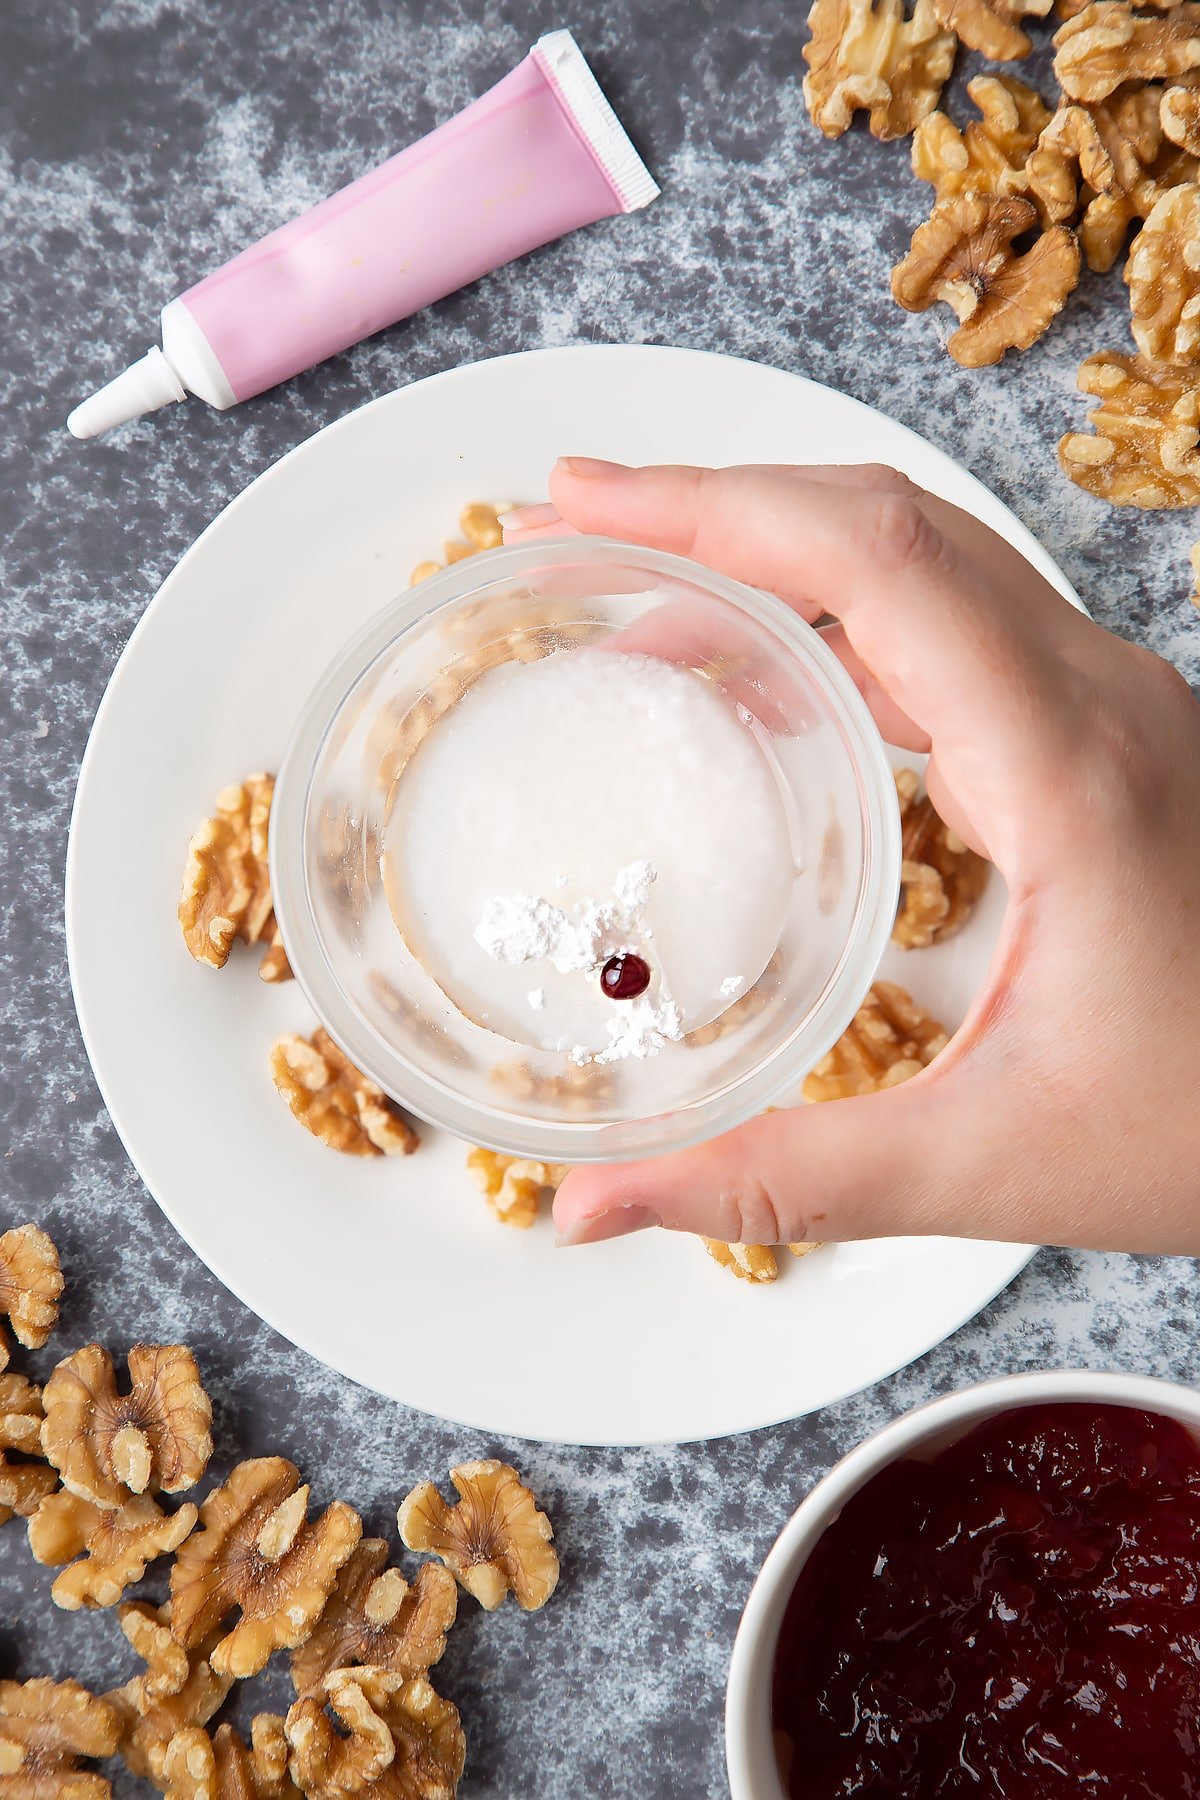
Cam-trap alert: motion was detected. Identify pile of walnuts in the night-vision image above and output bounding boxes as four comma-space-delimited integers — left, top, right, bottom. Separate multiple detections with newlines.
803, 0, 1200, 595
0, 1225, 559, 1799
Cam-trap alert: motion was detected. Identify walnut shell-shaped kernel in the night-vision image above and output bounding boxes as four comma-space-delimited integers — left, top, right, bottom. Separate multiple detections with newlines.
0, 1224, 63, 1370
892, 194, 1080, 367
0, 1374, 57, 1527
703, 1241, 780, 1283
111, 1603, 190, 1711
179, 774, 290, 980
284, 1672, 396, 1797
41, 1344, 212, 1511
912, 77, 1052, 206
803, 982, 949, 1102
162, 1720, 297, 1800
803, 0, 955, 141
1127, 182, 1200, 366
1059, 350, 1200, 507
0, 1679, 122, 1800
398, 1461, 558, 1613
291, 1542, 458, 1699
170, 1458, 362, 1680
285, 1669, 465, 1800
458, 503, 506, 550
893, 769, 990, 949
270, 1031, 419, 1157
1163, 84, 1200, 160
930, 0, 1051, 61
465, 1150, 570, 1229
104, 1604, 232, 1787
1027, 88, 1166, 269
1054, 2, 1200, 104
28, 1488, 197, 1611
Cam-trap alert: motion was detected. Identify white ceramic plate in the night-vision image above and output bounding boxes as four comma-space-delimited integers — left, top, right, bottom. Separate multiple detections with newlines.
67, 346, 1079, 1447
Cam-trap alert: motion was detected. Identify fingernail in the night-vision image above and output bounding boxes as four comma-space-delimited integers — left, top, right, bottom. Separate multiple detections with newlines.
555, 457, 630, 479
555, 1204, 659, 1248
498, 502, 561, 535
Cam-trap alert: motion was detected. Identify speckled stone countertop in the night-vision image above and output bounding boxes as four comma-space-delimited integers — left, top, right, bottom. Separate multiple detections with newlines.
2, 3, 1198, 1795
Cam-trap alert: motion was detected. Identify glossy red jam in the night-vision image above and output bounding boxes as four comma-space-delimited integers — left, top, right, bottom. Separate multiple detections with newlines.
773, 1403, 1200, 1797
599, 952, 651, 999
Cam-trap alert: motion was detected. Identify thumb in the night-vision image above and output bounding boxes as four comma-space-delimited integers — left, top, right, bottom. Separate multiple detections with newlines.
552, 1077, 987, 1248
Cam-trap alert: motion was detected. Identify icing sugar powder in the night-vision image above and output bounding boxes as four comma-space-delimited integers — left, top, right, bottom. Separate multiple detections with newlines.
475, 862, 682, 1065
474, 859, 655, 974
589, 994, 684, 1066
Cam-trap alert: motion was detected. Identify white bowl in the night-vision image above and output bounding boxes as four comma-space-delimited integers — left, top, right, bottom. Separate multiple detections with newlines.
725, 1369, 1200, 1799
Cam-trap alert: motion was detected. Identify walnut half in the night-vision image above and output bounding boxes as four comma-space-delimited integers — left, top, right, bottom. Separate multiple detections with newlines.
803, 0, 955, 141
892, 194, 1080, 366
28, 1489, 197, 1612
1059, 350, 1200, 507
0, 1224, 63, 1371
1026, 89, 1185, 274
930, 0, 1052, 61
0, 1375, 57, 1527
1126, 182, 1200, 366
161, 1720, 297, 1800
803, 982, 949, 1101
270, 1030, 419, 1158
104, 1603, 232, 1787
893, 768, 990, 948
912, 76, 1052, 206
170, 1457, 363, 1680
41, 1344, 212, 1511
1054, 2, 1200, 104
398, 1461, 559, 1613
703, 1241, 780, 1284
1163, 83, 1200, 160
465, 1150, 570, 1229
291, 1541, 458, 1700
285, 1668, 465, 1800
179, 775, 291, 982
0, 1679, 121, 1800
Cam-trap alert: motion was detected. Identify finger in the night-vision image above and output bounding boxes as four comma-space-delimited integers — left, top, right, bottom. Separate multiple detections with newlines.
498, 467, 912, 545
817, 622, 931, 753
552, 1079, 971, 1247
546, 461, 1089, 871
501, 475, 931, 750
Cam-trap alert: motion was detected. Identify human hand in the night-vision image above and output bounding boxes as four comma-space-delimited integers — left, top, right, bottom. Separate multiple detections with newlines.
503, 460, 1200, 1255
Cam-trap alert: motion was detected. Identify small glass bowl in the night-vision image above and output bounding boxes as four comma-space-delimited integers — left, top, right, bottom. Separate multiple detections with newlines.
270, 537, 900, 1162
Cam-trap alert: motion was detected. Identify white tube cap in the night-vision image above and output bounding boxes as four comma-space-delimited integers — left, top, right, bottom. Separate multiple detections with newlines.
67, 346, 188, 439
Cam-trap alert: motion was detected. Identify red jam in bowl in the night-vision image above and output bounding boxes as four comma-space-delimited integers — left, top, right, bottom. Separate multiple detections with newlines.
772, 1403, 1200, 1797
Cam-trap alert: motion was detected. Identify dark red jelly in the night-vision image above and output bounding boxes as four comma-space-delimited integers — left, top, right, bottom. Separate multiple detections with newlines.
773, 1403, 1200, 1797
599, 953, 651, 1000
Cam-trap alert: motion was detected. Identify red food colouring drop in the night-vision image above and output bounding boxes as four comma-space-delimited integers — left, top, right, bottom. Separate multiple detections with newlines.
600, 953, 651, 1000
772, 1402, 1200, 1799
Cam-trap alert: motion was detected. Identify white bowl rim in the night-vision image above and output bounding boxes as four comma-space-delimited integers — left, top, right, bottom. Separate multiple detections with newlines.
725, 1367, 1200, 1800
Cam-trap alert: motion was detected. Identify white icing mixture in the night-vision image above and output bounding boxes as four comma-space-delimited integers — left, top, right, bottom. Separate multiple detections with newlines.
384, 647, 795, 1057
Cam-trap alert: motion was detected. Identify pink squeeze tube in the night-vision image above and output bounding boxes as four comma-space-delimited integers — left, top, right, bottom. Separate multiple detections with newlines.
67, 30, 658, 438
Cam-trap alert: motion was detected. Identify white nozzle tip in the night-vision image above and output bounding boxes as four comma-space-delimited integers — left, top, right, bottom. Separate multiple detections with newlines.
67, 346, 187, 439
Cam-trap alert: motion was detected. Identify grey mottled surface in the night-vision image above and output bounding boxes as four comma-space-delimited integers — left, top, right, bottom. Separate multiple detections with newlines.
2, 3, 1199, 1796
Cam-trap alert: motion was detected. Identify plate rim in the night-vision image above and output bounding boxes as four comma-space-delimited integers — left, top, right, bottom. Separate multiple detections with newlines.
66, 343, 1058, 1445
